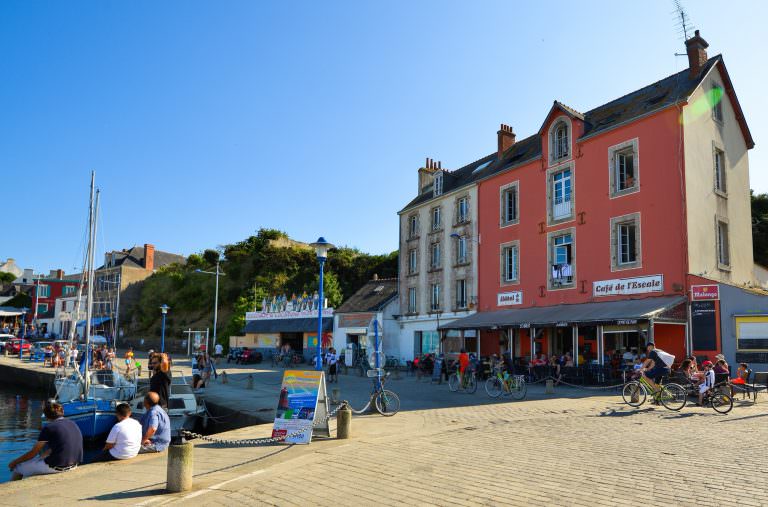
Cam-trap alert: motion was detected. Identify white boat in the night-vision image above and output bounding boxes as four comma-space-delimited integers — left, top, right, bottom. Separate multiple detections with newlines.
130, 370, 205, 433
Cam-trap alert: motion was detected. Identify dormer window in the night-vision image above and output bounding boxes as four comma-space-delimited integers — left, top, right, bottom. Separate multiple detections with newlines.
551, 121, 569, 161
433, 173, 443, 197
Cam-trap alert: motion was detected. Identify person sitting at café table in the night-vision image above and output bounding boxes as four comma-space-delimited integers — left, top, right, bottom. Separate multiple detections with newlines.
8, 400, 83, 480
714, 354, 730, 374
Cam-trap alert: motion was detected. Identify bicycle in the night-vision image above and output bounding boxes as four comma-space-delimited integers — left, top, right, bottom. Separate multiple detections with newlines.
344, 372, 400, 416
485, 370, 527, 400
621, 374, 687, 411
448, 368, 477, 394
700, 383, 733, 414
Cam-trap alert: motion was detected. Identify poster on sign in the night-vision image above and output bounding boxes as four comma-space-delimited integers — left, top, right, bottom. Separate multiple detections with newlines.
691, 285, 720, 300
271, 370, 330, 444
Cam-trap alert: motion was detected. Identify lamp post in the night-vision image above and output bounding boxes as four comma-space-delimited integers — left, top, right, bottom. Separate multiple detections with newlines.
160, 304, 170, 353
310, 237, 335, 371
195, 259, 225, 353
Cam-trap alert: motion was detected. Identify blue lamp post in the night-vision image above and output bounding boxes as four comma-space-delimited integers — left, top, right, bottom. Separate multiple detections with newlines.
310, 237, 335, 371
159, 304, 170, 353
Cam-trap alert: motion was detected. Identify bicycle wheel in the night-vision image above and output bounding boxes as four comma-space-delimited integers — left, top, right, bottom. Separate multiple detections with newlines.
374, 390, 400, 416
485, 377, 503, 398
711, 393, 733, 414
448, 373, 460, 392
659, 383, 687, 411
622, 381, 646, 407
510, 379, 527, 400
466, 374, 477, 394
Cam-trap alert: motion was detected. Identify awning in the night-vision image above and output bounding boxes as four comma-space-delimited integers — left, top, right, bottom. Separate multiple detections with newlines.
244, 317, 333, 334
439, 295, 687, 330
0, 310, 24, 317
76, 316, 112, 328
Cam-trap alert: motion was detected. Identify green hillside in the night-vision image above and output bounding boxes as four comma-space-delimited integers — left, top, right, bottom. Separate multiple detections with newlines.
121, 229, 397, 349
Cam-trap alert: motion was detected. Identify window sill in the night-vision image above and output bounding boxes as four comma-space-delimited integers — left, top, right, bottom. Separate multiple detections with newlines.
407, 272, 419, 278
717, 263, 731, 272
428, 309, 443, 315
453, 220, 471, 228
548, 283, 575, 291
610, 186, 640, 199
427, 267, 443, 273
406, 235, 420, 242
500, 220, 519, 228
500, 279, 520, 287
612, 261, 642, 272
715, 189, 728, 199
404, 312, 419, 317
428, 227, 443, 235
454, 261, 471, 268
452, 307, 469, 313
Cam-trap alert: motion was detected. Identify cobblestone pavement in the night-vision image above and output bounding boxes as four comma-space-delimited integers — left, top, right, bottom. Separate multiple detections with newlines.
175, 394, 766, 507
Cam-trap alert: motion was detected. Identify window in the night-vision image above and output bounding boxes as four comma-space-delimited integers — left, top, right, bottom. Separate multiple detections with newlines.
456, 279, 467, 309
615, 149, 635, 191
37, 303, 48, 314
501, 184, 519, 225
503, 245, 519, 282
618, 222, 637, 265
457, 236, 468, 264
408, 249, 418, 275
37, 284, 50, 298
551, 169, 572, 220
456, 197, 469, 224
63, 285, 76, 296
430, 242, 441, 269
714, 148, 726, 194
431, 207, 442, 231
712, 84, 724, 122
430, 284, 441, 311
408, 287, 417, 313
551, 121, 569, 160
717, 220, 730, 268
433, 173, 443, 197
551, 233, 574, 287
408, 215, 419, 239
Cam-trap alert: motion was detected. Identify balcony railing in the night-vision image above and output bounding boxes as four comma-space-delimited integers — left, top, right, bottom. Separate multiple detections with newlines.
552, 196, 572, 220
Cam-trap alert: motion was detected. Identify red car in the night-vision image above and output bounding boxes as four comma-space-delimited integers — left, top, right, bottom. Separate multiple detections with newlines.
237, 348, 263, 364
7, 338, 31, 355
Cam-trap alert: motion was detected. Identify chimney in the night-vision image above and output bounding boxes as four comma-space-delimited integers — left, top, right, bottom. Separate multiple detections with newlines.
56, 269, 64, 279
143, 244, 155, 271
685, 30, 709, 78
497, 124, 516, 160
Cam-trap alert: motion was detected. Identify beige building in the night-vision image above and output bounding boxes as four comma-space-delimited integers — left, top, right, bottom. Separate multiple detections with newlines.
398, 157, 483, 359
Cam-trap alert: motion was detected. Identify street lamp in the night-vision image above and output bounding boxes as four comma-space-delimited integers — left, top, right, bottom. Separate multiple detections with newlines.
195, 260, 225, 355
309, 237, 335, 371
159, 304, 170, 353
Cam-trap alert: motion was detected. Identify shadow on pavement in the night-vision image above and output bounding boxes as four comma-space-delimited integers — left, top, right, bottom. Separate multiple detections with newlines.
594, 407, 655, 417
83, 487, 167, 502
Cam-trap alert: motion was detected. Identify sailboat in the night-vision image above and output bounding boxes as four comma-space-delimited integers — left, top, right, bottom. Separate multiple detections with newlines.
52, 172, 136, 438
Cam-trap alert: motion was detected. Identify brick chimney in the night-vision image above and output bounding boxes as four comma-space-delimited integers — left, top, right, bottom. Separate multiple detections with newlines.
497, 124, 516, 160
55, 269, 64, 279
418, 158, 442, 193
685, 30, 709, 78
143, 244, 155, 271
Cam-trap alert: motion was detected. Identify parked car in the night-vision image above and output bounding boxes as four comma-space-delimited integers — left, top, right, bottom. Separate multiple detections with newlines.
227, 347, 243, 363
7, 338, 31, 355
0, 334, 16, 352
237, 348, 263, 364
31, 341, 53, 356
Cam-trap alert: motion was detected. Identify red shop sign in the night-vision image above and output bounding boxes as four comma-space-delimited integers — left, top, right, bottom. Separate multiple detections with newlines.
691, 284, 720, 301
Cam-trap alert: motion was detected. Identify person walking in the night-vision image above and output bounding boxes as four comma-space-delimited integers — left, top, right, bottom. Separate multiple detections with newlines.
9, 400, 83, 480
326, 347, 338, 383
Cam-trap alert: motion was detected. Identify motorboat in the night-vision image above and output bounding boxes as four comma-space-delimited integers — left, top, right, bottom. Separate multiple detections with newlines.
130, 370, 205, 434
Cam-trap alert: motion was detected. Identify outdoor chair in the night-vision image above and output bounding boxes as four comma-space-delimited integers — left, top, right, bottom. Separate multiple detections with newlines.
742, 372, 768, 403
731, 368, 753, 400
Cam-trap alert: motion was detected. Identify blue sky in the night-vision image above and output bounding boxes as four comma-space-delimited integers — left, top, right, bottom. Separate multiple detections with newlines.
2, 1, 766, 274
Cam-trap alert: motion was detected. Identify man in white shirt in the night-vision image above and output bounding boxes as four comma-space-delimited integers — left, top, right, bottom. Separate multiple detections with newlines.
97, 403, 142, 461
214, 342, 224, 364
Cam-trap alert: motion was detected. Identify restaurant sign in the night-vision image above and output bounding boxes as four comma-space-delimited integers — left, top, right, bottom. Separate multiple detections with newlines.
497, 291, 523, 306
691, 284, 719, 301
593, 275, 663, 297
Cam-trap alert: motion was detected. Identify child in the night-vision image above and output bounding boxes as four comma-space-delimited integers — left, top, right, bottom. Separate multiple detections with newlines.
732, 362, 749, 399
698, 360, 716, 406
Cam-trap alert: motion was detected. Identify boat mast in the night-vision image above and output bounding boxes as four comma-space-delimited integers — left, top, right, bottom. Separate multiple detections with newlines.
83, 172, 98, 396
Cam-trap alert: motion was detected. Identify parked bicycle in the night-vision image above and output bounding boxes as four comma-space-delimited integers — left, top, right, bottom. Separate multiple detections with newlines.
344, 372, 400, 416
448, 368, 477, 394
485, 370, 526, 400
621, 375, 687, 411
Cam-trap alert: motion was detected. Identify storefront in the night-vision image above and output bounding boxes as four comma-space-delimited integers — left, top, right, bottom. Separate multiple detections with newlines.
440, 295, 688, 366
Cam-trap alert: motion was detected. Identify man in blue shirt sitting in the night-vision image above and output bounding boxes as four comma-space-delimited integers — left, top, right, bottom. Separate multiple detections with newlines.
139, 391, 171, 453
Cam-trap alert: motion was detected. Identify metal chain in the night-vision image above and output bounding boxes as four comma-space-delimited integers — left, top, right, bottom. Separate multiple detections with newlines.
181, 399, 347, 447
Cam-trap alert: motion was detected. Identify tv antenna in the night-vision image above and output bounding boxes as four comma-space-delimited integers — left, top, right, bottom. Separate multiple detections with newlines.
672, 0, 695, 42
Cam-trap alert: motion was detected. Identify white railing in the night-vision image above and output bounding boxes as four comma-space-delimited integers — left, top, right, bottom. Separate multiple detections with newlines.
552, 197, 571, 219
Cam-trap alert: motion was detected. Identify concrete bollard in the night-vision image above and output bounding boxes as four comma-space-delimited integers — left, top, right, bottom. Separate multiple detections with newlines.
221, 371, 228, 384
332, 388, 340, 403
166, 439, 193, 492
545, 379, 554, 394
336, 403, 352, 439
246, 374, 254, 390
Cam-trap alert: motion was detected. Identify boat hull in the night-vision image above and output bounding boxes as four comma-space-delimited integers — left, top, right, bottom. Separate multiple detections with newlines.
60, 399, 116, 439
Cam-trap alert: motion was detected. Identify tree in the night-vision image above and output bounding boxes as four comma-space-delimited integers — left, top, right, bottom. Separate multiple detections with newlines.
203, 249, 221, 266
0, 272, 16, 284
752, 191, 768, 267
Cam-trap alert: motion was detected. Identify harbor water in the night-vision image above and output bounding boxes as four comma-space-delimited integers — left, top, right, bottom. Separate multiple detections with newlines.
0, 383, 45, 483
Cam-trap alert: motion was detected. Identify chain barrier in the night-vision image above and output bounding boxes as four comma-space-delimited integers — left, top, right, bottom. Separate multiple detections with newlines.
181, 400, 347, 447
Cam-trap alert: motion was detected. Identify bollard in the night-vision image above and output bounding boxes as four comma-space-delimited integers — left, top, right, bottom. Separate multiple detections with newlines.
336, 403, 352, 439
166, 437, 193, 492
221, 371, 228, 384
246, 374, 254, 390
545, 379, 554, 394
332, 388, 340, 403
